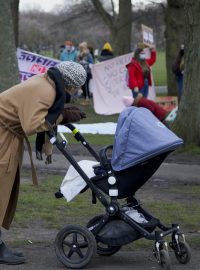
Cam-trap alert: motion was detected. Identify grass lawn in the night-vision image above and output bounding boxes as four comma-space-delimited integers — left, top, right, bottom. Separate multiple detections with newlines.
14, 173, 200, 249
152, 51, 167, 86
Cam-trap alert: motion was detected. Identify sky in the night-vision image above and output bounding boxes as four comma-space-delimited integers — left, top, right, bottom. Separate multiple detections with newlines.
19, 0, 165, 13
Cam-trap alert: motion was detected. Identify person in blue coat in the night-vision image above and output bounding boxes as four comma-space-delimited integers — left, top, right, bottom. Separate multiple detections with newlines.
60, 41, 77, 62
77, 42, 94, 105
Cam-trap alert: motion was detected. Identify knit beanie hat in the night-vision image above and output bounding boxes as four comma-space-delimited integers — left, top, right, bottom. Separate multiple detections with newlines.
103, 42, 113, 52
56, 61, 87, 88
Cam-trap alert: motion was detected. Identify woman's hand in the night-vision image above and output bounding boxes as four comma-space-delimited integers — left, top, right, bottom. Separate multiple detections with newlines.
61, 106, 86, 124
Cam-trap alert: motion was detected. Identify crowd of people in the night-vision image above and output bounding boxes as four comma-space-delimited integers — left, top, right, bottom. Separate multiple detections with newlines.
58, 39, 184, 111
58, 40, 114, 105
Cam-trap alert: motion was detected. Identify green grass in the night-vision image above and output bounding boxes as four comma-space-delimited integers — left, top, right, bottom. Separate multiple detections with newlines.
152, 51, 167, 86
77, 102, 119, 123
178, 144, 200, 155
14, 174, 200, 249
15, 175, 105, 229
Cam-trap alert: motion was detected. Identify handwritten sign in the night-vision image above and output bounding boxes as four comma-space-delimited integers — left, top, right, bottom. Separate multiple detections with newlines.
91, 53, 155, 115
141, 24, 154, 47
17, 48, 60, 81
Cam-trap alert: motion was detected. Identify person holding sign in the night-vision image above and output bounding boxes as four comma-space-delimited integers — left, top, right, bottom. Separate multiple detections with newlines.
126, 44, 156, 99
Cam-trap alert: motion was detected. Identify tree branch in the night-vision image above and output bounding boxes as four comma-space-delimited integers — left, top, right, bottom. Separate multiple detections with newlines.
110, 0, 116, 19
91, 0, 114, 28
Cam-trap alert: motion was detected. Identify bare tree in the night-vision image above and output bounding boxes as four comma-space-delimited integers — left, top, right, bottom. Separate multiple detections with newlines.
165, 0, 184, 95
91, 0, 132, 55
0, 0, 19, 91
173, 0, 200, 145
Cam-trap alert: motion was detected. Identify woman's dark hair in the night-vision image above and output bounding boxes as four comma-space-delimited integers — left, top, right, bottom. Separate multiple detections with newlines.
134, 48, 143, 61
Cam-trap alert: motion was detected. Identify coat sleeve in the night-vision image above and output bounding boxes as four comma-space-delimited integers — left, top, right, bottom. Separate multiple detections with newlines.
146, 49, 156, 66
17, 77, 56, 136
128, 65, 139, 90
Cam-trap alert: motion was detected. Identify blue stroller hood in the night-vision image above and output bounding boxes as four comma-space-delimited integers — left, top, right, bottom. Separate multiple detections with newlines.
111, 107, 183, 171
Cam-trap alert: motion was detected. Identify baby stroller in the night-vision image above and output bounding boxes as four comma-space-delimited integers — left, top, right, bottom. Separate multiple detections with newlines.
48, 107, 191, 270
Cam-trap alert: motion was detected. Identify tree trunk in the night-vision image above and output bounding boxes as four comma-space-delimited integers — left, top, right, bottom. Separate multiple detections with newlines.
172, 0, 200, 145
10, 0, 20, 47
111, 0, 132, 55
0, 0, 19, 92
91, 0, 132, 56
165, 0, 184, 95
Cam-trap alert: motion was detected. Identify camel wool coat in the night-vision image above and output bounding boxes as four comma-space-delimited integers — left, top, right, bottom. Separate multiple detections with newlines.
0, 74, 58, 229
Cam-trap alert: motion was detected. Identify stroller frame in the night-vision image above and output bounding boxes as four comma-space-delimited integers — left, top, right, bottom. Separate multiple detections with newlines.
48, 124, 191, 269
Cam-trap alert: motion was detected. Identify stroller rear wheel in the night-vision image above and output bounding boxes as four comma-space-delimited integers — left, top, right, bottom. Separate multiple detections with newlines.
87, 215, 121, 256
54, 225, 96, 269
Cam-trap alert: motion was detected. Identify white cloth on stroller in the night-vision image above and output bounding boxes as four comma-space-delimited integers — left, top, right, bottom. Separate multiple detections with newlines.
124, 208, 148, 224
60, 160, 99, 202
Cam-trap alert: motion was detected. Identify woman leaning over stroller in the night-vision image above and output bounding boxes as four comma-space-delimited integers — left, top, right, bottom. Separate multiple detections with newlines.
0, 61, 87, 265
126, 44, 156, 99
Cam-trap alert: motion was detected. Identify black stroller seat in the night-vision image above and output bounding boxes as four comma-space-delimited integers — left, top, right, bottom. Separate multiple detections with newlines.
94, 144, 171, 199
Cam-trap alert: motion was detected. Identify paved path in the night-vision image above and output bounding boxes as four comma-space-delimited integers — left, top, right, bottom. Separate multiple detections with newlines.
22, 151, 200, 183
155, 86, 167, 94
0, 244, 199, 270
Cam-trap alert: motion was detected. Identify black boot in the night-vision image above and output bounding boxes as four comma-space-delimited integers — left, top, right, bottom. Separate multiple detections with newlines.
0, 242, 25, 265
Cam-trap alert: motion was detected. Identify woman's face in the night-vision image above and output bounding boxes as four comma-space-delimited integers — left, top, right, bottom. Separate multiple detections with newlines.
139, 51, 146, 61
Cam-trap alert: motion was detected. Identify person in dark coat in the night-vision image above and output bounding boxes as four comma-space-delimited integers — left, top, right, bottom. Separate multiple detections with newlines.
172, 44, 184, 103
99, 42, 114, 62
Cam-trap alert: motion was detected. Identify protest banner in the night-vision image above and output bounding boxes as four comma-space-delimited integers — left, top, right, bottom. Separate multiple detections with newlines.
91, 53, 155, 115
16, 49, 156, 116
141, 24, 154, 47
17, 48, 60, 81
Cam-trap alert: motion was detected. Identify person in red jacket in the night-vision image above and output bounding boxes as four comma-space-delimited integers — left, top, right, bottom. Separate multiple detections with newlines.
126, 45, 156, 98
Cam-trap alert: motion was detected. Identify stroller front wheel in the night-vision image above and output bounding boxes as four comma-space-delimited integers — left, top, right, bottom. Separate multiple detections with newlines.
54, 225, 97, 269
174, 241, 191, 264
159, 249, 171, 270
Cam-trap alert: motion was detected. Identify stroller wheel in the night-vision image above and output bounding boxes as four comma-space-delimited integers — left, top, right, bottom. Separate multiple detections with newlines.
159, 249, 171, 270
54, 225, 97, 269
87, 215, 121, 256
173, 241, 191, 264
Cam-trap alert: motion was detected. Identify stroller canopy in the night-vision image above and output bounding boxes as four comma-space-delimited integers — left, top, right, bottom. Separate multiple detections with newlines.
111, 107, 183, 171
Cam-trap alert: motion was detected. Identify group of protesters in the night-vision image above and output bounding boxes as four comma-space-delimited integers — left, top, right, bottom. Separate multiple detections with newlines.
59, 40, 114, 105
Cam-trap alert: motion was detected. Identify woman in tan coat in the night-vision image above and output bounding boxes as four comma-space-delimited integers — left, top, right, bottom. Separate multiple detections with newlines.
0, 61, 86, 264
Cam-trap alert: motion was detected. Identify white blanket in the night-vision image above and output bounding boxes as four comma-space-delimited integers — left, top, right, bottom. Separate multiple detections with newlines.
58, 122, 117, 135
60, 160, 99, 202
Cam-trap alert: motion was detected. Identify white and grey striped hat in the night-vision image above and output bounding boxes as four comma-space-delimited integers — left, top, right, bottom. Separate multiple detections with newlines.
56, 61, 86, 88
